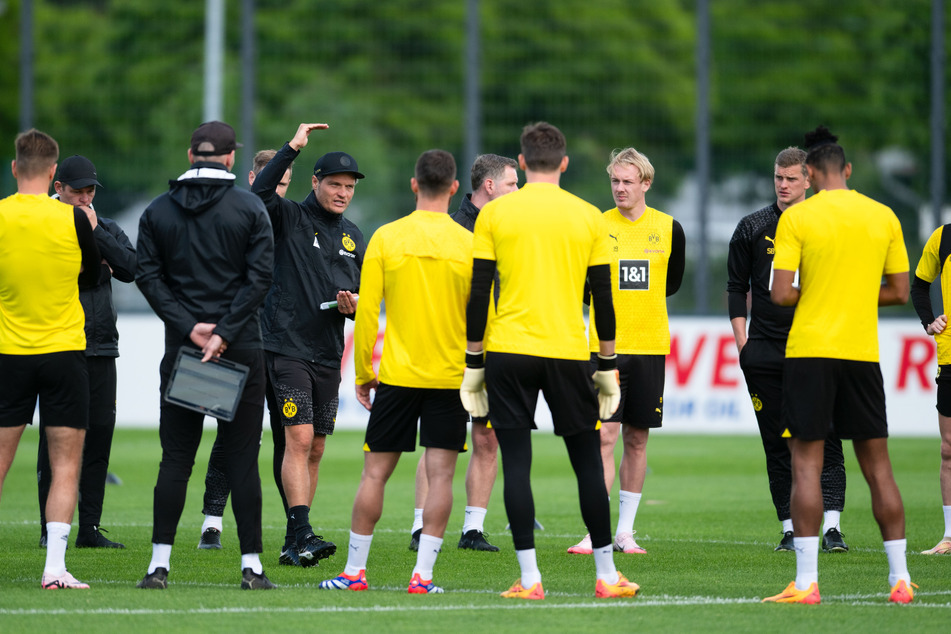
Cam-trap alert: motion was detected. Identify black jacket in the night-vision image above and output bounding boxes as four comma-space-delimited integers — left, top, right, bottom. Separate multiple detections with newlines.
726, 202, 796, 340
136, 161, 274, 350
252, 143, 366, 368
82, 216, 136, 356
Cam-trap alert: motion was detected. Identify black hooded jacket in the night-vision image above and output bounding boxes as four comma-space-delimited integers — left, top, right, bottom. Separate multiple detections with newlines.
136, 161, 274, 350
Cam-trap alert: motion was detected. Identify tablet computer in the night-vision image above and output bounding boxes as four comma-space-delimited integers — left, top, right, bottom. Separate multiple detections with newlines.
163, 347, 250, 421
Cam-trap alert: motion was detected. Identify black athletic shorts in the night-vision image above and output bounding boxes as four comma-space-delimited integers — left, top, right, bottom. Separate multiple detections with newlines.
590, 353, 664, 428
781, 357, 888, 441
0, 351, 89, 429
265, 352, 340, 435
485, 351, 599, 437
363, 383, 468, 452
935, 364, 951, 417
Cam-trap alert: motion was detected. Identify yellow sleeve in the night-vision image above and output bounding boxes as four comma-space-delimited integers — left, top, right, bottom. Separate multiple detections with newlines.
472, 203, 497, 262
883, 213, 909, 275
772, 210, 801, 272
354, 229, 385, 386
915, 226, 943, 283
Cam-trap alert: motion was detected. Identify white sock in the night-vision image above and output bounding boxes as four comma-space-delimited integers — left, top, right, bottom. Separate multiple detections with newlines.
413, 534, 444, 580
411, 508, 424, 534
793, 536, 820, 589
822, 510, 841, 534
462, 506, 487, 534
516, 548, 541, 588
345, 531, 373, 576
782, 518, 794, 533
241, 553, 263, 574
44, 522, 71, 576
593, 543, 619, 584
202, 515, 223, 533
148, 543, 172, 574
616, 490, 641, 536
943, 505, 951, 537
884, 539, 910, 587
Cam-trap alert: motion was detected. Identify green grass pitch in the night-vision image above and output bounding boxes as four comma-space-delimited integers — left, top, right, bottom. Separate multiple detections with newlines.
0, 427, 949, 632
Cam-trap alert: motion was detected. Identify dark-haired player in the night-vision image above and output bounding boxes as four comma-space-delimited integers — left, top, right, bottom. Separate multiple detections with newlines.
319, 149, 471, 594
910, 225, 951, 556
727, 147, 849, 553
461, 122, 638, 600
763, 126, 914, 605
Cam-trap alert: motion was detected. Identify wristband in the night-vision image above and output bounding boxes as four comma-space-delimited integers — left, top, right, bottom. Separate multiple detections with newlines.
466, 349, 485, 369
597, 353, 617, 372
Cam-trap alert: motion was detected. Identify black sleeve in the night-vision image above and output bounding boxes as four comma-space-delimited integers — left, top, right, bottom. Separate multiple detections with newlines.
74, 208, 101, 289
250, 142, 299, 235
466, 258, 496, 343
911, 275, 936, 329
588, 263, 615, 341
666, 219, 685, 296
95, 218, 137, 283
726, 220, 752, 320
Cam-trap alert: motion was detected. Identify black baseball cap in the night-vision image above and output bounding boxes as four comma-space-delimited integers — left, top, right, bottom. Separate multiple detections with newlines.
191, 121, 242, 156
313, 152, 365, 179
57, 155, 102, 189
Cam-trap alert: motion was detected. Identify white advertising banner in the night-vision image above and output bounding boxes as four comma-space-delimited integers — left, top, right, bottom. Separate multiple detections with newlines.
115, 314, 939, 437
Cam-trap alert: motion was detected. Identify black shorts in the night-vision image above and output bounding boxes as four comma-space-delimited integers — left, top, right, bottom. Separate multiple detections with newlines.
591, 353, 664, 428
781, 357, 888, 441
0, 351, 89, 429
485, 352, 599, 437
265, 352, 340, 435
364, 383, 468, 452
935, 364, 951, 417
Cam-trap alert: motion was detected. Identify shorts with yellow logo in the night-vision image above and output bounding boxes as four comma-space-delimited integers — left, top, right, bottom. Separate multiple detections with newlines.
590, 353, 665, 428
782, 357, 887, 440
265, 351, 339, 435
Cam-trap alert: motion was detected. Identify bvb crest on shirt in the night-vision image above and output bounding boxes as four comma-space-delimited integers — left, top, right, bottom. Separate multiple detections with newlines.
751, 394, 763, 412
283, 398, 298, 418
342, 233, 356, 252
648, 232, 661, 245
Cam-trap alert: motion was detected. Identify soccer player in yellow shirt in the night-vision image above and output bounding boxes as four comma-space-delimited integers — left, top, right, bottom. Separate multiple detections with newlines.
567, 147, 684, 556
911, 224, 951, 555
320, 149, 472, 594
461, 122, 638, 600
764, 126, 914, 605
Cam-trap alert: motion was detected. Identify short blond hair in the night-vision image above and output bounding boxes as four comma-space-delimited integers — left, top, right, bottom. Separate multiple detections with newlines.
607, 147, 654, 183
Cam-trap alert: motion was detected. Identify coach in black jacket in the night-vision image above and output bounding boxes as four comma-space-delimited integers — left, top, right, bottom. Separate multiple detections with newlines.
135, 121, 276, 590
251, 122, 366, 567
38, 155, 137, 550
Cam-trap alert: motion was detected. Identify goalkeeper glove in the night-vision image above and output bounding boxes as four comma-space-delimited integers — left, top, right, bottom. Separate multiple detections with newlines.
592, 353, 620, 421
460, 349, 488, 417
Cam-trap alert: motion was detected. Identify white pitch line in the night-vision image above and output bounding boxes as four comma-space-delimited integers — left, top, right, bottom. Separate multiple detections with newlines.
3, 591, 951, 617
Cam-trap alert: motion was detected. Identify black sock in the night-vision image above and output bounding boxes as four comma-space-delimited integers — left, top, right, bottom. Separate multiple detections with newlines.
289, 505, 312, 544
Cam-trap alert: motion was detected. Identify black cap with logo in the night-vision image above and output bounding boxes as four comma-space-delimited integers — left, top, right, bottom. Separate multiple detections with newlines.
57, 155, 102, 189
313, 151, 365, 179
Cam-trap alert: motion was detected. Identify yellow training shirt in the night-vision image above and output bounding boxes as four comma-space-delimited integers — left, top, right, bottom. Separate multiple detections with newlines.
473, 182, 611, 360
0, 194, 86, 354
914, 225, 951, 365
773, 189, 908, 362
355, 210, 472, 388
589, 206, 674, 354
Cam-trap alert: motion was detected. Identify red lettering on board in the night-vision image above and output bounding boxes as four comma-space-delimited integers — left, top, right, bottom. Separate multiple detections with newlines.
896, 336, 935, 390
712, 335, 739, 387
668, 334, 706, 386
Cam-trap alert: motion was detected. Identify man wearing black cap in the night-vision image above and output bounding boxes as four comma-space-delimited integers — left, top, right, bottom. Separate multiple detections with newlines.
251, 122, 366, 568
36, 155, 136, 550
135, 121, 275, 590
